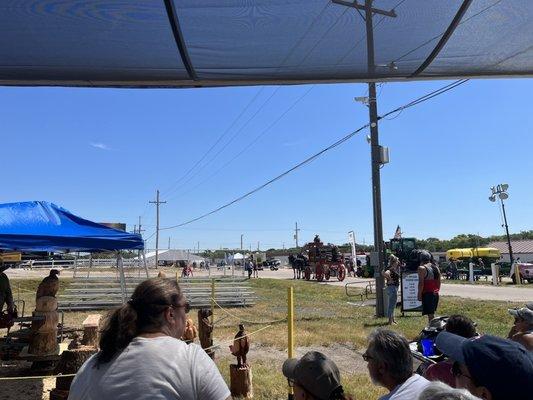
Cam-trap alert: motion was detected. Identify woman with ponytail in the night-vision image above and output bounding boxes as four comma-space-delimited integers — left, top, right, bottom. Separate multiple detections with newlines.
68, 278, 230, 400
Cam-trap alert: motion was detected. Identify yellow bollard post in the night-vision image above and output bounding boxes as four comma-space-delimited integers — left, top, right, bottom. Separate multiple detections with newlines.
287, 286, 294, 399
211, 278, 215, 325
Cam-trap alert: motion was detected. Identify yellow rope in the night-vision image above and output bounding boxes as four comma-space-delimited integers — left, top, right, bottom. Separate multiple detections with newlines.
211, 297, 286, 325
202, 324, 273, 352
0, 373, 76, 381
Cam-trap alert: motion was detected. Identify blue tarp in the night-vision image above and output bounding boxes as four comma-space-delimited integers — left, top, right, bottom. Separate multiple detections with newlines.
0, 201, 144, 252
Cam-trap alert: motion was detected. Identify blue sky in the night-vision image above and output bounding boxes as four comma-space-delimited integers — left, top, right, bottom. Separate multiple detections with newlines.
1, 78, 531, 250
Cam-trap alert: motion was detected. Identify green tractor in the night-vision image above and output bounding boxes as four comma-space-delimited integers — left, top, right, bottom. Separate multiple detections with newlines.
359, 238, 418, 277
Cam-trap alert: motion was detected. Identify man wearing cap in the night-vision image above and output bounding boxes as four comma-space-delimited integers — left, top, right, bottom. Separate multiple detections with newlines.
436, 332, 533, 400
508, 304, 533, 351
282, 351, 353, 400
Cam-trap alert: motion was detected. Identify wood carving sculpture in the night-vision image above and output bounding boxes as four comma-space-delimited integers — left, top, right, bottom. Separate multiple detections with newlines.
182, 317, 197, 343
36, 269, 60, 298
29, 269, 60, 355
230, 324, 250, 369
198, 309, 214, 359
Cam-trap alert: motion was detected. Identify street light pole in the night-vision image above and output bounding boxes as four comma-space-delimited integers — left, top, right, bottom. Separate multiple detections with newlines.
489, 184, 517, 283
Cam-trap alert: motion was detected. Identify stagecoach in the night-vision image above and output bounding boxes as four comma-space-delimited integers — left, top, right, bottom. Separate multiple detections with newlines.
302, 239, 346, 282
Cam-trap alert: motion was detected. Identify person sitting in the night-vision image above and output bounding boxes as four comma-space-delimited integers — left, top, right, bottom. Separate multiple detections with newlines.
282, 351, 353, 400
363, 329, 430, 399
436, 332, 533, 400
424, 315, 478, 387
417, 381, 482, 400
68, 278, 230, 400
507, 304, 533, 351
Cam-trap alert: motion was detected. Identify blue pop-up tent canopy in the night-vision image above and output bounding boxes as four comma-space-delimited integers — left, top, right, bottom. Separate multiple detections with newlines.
0, 201, 144, 252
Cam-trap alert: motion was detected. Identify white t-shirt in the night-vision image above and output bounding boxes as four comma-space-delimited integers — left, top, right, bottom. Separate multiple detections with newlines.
68, 336, 230, 400
379, 374, 430, 400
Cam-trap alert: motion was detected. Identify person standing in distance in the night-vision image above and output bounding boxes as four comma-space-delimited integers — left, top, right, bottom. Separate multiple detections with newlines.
417, 251, 441, 324
383, 255, 400, 325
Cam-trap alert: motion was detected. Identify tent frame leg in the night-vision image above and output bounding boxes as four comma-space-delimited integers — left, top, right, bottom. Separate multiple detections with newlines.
117, 252, 126, 304
73, 252, 79, 278
86, 253, 93, 280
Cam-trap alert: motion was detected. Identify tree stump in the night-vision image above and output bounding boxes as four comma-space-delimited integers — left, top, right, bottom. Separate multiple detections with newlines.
50, 346, 97, 399
230, 364, 253, 399
81, 314, 101, 347
29, 295, 58, 355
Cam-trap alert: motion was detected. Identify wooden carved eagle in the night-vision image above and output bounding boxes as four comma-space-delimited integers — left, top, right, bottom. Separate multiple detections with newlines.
230, 324, 250, 369
36, 269, 60, 299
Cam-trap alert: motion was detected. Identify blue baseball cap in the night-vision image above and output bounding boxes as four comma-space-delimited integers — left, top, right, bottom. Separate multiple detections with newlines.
436, 332, 533, 400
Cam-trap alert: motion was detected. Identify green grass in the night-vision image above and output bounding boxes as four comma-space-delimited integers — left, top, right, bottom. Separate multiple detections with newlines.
3, 276, 523, 400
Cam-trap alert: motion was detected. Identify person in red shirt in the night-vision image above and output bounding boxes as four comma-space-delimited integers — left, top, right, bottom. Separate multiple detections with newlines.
417, 251, 441, 324
423, 315, 477, 387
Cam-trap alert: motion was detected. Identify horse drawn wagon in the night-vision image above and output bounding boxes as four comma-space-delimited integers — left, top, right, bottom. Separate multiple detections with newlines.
301, 237, 346, 282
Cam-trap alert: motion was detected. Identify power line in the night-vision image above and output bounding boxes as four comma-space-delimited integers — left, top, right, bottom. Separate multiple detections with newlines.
161, 87, 266, 196
166, 85, 315, 202
164, 86, 282, 198
166, 4, 394, 201
162, 2, 333, 199
160, 79, 468, 230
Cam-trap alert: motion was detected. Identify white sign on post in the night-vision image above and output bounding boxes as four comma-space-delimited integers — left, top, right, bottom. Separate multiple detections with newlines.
401, 271, 422, 312
348, 231, 356, 259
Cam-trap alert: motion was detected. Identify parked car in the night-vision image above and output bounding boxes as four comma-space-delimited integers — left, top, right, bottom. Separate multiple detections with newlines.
260, 260, 279, 270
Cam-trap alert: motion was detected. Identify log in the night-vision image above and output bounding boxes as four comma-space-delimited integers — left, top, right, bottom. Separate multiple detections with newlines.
230, 364, 253, 399
36, 296, 58, 312
31, 310, 59, 332
52, 347, 97, 396
81, 314, 101, 347
28, 331, 57, 355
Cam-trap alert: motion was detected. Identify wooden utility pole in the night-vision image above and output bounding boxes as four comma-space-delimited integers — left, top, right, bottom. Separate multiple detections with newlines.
138, 216, 145, 235
149, 190, 166, 269
333, 0, 397, 318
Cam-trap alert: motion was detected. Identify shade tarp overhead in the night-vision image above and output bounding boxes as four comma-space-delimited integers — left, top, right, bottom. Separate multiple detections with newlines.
0, 0, 532, 88
0, 201, 144, 252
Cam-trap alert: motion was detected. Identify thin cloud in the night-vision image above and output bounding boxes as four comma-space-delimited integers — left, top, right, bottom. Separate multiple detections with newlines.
90, 142, 111, 151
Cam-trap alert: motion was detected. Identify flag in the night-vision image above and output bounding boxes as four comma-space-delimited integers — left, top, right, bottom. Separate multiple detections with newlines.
393, 225, 402, 239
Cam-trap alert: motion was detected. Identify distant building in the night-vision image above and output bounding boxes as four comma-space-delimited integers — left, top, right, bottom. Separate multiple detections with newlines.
488, 240, 533, 263
143, 249, 205, 266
